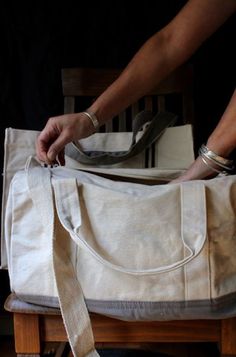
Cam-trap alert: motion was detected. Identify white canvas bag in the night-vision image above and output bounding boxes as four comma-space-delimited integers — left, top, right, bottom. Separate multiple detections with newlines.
1, 119, 194, 268
4, 157, 236, 357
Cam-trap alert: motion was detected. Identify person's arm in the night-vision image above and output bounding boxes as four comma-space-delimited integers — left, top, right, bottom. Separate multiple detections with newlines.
36, 0, 236, 164
206, 90, 236, 157
88, 0, 236, 124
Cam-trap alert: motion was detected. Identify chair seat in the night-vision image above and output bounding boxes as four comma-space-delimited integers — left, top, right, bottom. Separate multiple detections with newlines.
4, 295, 236, 356
4, 293, 61, 315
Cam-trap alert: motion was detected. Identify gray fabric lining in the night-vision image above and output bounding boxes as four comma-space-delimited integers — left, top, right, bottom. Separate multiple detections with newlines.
17, 292, 236, 321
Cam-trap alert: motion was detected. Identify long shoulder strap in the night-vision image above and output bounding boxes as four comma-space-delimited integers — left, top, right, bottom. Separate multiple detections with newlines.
27, 160, 99, 357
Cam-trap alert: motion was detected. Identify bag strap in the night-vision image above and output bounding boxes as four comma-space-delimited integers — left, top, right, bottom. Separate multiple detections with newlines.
65, 110, 177, 165
27, 162, 99, 357
52, 177, 207, 276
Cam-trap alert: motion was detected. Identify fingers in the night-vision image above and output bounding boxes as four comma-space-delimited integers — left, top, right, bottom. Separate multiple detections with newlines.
36, 112, 92, 165
36, 117, 68, 165
47, 132, 70, 163
36, 134, 54, 164
169, 156, 218, 183
36, 136, 49, 163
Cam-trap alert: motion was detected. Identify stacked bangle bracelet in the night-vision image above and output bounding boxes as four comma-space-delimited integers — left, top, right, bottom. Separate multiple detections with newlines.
199, 144, 234, 176
82, 111, 100, 132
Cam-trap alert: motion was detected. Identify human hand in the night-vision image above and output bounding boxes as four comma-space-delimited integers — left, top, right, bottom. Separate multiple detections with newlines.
36, 112, 95, 165
169, 156, 219, 184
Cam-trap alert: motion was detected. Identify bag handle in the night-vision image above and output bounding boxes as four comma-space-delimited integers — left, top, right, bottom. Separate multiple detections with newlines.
52, 178, 207, 276
65, 111, 177, 165
27, 161, 99, 357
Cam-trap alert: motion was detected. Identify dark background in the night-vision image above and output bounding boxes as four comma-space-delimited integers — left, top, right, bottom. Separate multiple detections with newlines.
1, 1, 235, 141
0, 1, 235, 308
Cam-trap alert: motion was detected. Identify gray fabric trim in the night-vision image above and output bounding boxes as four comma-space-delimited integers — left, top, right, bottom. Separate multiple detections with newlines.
17, 292, 236, 321
65, 111, 177, 165
4, 293, 60, 315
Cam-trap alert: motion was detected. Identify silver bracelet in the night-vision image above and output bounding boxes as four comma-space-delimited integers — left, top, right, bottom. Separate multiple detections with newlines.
199, 146, 234, 171
82, 111, 100, 132
199, 155, 228, 176
200, 144, 233, 167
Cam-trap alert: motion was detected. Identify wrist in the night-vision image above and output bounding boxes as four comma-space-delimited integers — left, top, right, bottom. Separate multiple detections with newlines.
72, 111, 100, 140
82, 111, 100, 133
206, 137, 234, 158
198, 144, 234, 175
88, 103, 114, 126
78, 113, 96, 138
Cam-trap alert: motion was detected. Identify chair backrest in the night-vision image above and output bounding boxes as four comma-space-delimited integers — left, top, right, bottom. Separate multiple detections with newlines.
61, 65, 194, 133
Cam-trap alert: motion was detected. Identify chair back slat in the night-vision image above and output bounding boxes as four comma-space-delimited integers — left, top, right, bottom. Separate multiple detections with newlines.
62, 65, 194, 134
105, 120, 113, 133
131, 102, 139, 118
144, 96, 153, 111
118, 112, 127, 131
64, 97, 75, 114
62, 68, 121, 97
158, 95, 165, 112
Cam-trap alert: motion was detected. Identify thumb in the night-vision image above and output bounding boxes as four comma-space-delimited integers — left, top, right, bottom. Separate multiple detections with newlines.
47, 147, 58, 162
47, 134, 69, 162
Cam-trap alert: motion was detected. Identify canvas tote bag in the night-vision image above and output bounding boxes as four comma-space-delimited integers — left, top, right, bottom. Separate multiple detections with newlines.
66, 110, 194, 169
4, 157, 236, 357
1, 111, 195, 268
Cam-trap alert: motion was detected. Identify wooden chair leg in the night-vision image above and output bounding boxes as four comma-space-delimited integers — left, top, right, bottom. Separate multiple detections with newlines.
220, 317, 236, 357
14, 312, 41, 356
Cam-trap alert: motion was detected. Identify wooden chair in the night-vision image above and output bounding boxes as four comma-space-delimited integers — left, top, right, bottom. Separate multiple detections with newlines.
62, 65, 194, 128
4, 65, 236, 357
